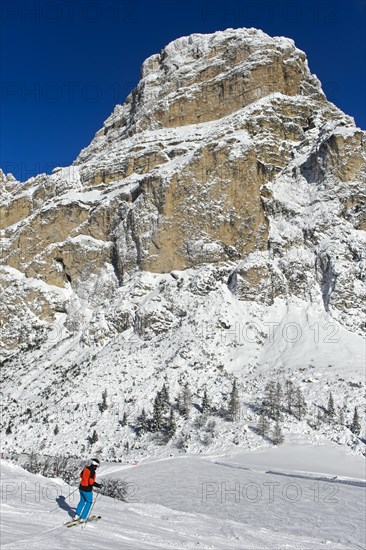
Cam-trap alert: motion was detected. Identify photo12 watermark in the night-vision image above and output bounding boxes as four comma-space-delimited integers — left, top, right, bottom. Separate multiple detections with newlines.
201, 480, 340, 504
1, 479, 139, 504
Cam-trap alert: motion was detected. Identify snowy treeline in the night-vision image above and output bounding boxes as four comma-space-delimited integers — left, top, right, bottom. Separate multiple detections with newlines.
13, 452, 128, 501
2, 372, 364, 460
92, 381, 240, 451
256, 381, 362, 445
88, 380, 363, 454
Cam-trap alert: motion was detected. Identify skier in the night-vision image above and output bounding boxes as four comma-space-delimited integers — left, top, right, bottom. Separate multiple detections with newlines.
72, 458, 103, 523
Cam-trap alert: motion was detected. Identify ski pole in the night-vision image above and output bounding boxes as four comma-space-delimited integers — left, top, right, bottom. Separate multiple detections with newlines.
48, 486, 79, 513
82, 489, 101, 529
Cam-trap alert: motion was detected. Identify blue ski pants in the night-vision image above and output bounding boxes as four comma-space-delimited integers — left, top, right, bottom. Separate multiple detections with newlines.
75, 489, 93, 519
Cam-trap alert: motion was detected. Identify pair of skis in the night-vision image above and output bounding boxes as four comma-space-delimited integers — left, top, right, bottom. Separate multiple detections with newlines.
65, 515, 101, 528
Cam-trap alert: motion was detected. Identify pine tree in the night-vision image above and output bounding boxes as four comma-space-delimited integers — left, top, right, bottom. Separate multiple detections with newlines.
167, 408, 176, 437
327, 393, 335, 420
274, 381, 283, 420
228, 379, 240, 421
152, 395, 163, 431
137, 408, 148, 435
350, 407, 361, 435
285, 379, 294, 414
176, 391, 183, 415
54, 424, 59, 436
338, 408, 345, 426
262, 381, 276, 419
6, 423, 12, 435
257, 413, 269, 438
272, 420, 284, 445
100, 389, 108, 412
315, 408, 323, 429
293, 388, 307, 421
91, 430, 98, 444
26, 451, 40, 474
182, 382, 192, 419
201, 388, 210, 413
160, 384, 170, 412
121, 412, 128, 427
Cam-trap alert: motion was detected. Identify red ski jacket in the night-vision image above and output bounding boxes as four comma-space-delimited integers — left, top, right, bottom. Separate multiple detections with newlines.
79, 465, 101, 492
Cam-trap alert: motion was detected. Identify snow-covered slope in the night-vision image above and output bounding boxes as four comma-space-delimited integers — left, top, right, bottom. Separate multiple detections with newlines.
1, 447, 365, 549
0, 28, 365, 460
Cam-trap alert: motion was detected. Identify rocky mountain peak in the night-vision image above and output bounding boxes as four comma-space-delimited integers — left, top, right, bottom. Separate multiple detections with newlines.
77, 27, 324, 164
0, 28, 365, 365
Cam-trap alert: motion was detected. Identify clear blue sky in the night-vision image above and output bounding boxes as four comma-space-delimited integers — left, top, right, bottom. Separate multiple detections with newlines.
1, 0, 365, 181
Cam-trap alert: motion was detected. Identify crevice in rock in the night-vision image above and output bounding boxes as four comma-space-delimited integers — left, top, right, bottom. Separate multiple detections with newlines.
315, 253, 337, 312
111, 241, 123, 286
227, 271, 237, 293
131, 185, 142, 203
55, 258, 72, 284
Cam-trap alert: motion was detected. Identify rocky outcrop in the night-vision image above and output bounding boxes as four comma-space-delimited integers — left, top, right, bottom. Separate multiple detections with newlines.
77, 28, 323, 150
0, 267, 66, 354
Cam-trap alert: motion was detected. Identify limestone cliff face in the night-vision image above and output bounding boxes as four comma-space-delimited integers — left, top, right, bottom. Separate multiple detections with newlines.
0, 28, 365, 359
78, 28, 322, 144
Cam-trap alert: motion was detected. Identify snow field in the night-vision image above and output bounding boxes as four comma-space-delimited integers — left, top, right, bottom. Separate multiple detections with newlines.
1, 445, 365, 550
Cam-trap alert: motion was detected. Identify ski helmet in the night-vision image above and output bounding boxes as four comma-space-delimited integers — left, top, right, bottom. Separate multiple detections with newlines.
91, 458, 100, 467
